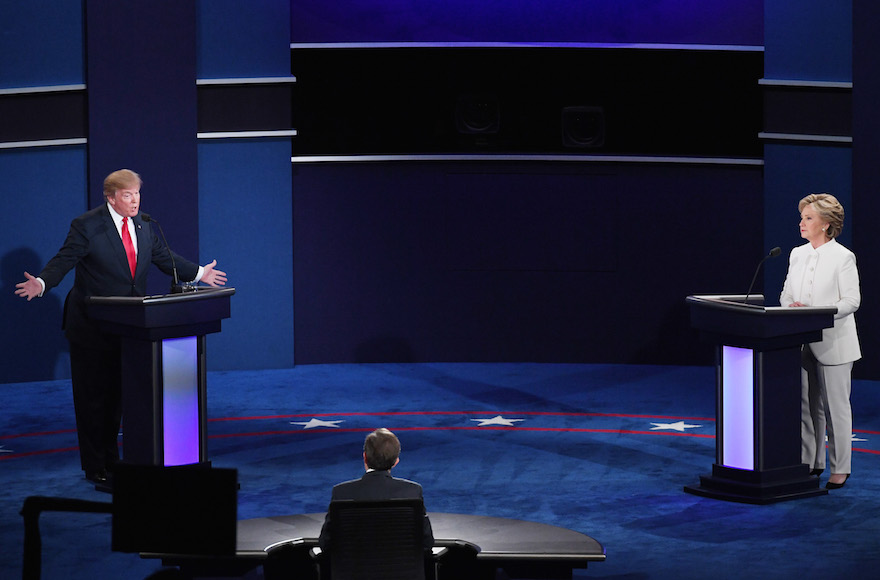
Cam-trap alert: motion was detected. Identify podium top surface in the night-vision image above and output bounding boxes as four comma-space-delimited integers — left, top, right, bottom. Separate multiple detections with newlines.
686, 294, 837, 317
86, 287, 235, 338
87, 286, 236, 306
686, 294, 836, 348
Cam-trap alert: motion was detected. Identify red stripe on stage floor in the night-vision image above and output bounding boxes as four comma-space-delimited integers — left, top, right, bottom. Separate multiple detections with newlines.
0, 428, 78, 439
208, 426, 716, 438
0, 446, 80, 461
853, 447, 880, 455
9, 431, 880, 461
209, 410, 716, 422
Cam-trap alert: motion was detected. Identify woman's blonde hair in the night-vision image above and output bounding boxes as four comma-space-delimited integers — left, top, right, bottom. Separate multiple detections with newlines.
799, 193, 845, 239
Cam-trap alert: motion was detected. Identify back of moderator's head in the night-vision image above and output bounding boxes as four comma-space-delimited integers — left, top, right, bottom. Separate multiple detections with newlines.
364, 428, 400, 471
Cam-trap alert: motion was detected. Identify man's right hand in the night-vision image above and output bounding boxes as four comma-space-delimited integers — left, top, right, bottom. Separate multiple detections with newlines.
15, 272, 43, 301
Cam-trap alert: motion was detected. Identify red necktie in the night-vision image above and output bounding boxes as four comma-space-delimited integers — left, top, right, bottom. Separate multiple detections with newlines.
121, 217, 137, 279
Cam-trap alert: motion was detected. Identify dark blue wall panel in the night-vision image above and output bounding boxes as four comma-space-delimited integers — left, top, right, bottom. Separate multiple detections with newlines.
0, 0, 84, 88
292, 0, 762, 46
765, 1, 852, 82
292, 162, 763, 366
198, 139, 294, 370
852, 0, 880, 377
197, 0, 291, 78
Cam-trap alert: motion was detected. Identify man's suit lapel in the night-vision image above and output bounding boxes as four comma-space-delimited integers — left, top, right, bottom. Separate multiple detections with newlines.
133, 215, 150, 278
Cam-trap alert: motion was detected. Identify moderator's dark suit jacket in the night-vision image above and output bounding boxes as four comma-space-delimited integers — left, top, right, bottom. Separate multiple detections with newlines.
318, 470, 434, 551
39, 205, 198, 347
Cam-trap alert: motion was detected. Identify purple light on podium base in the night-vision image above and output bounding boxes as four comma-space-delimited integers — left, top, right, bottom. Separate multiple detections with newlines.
162, 336, 199, 466
722, 345, 754, 470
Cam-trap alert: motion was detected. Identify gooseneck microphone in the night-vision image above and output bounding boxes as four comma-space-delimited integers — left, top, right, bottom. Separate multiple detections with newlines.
140, 213, 183, 293
744, 246, 782, 305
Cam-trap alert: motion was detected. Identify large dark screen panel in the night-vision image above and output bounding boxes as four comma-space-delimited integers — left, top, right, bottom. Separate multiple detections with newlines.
292, 47, 763, 157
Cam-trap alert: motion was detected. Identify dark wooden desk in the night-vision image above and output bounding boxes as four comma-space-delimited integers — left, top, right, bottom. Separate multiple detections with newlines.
235, 512, 605, 578
151, 512, 604, 579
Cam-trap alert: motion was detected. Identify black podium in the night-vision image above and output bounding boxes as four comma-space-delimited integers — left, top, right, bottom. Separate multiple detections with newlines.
684, 294, 836, 504
87, 287, 235, 467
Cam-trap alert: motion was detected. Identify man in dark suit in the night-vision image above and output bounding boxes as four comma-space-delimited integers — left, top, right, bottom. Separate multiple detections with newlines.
318, 428, 434, 552
15, 169, 227, 486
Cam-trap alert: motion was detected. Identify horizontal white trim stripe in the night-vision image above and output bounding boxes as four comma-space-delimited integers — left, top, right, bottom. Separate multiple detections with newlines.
0, 84, 86, 96
196, 77, 297, 86
290, 154, 763, 166
759, 78, 852, 89
0, 138, 87, 150
198, 130, 297, 140
759, 132, 852, 144
291, 42, 763, 52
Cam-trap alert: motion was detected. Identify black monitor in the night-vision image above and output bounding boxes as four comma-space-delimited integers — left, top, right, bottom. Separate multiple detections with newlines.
111, 464, 237, 556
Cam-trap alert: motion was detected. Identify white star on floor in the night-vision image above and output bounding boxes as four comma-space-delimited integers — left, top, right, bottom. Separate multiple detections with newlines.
650, 420, 702, 432
290, 418, 345, 429
471, 415, 524, 427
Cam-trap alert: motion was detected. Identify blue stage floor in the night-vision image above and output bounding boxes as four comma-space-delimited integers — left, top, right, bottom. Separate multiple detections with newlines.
2, 363, 879, 579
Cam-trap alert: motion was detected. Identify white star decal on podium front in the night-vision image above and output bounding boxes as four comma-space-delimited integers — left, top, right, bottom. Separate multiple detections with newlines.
852, 434, 868, 443
650, 420, 702, 432
290, 418, 344, 429
471, 415, 524, 427
0, 446, 12, 454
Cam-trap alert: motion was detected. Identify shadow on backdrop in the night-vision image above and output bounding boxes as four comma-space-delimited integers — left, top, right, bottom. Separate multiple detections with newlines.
1, 248, 68, 383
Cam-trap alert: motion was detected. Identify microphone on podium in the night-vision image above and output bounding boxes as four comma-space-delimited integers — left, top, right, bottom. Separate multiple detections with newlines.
744, 246, 782, 306
140, 213, 183, 294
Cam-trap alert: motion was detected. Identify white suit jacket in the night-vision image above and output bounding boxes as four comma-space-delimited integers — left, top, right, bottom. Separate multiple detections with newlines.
780, 239, 861, 365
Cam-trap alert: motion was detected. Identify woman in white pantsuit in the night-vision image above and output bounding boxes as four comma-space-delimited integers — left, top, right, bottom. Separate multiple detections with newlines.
780, 193, 861, 490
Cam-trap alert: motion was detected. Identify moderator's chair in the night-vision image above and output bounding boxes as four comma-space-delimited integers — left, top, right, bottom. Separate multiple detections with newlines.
315, 498, 441, 580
